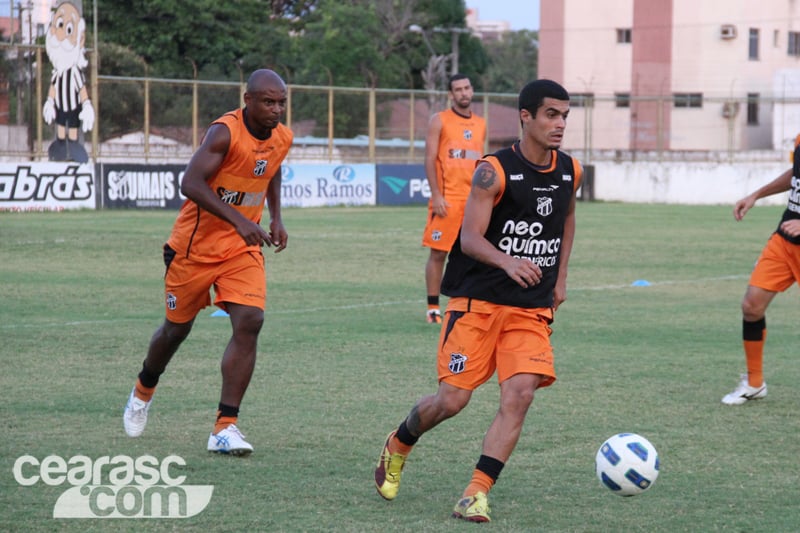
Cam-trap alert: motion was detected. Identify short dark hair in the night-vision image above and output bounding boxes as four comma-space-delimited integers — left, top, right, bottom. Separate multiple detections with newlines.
518, 79, 569, 115
448, 73, 469, 92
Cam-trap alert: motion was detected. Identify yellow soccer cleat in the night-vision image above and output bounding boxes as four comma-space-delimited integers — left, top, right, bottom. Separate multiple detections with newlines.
452, 491, 491, 523
374, 431, 406, 500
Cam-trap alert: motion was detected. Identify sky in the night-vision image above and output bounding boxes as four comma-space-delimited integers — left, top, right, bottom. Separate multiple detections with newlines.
466, 0, 540, 31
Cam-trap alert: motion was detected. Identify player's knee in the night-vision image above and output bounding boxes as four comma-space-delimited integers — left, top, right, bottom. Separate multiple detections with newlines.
741, 298, 766, 320
231, 308, 264, 335
161, 321, 192, 343
438, 392, 469, 418
430, 249, 447, 264
500, 384, 536, 413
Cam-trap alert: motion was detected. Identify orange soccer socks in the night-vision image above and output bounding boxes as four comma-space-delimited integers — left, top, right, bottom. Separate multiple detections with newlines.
391, 420, 418, 456
743, 318, 766, 388
214, 403, 240, 434
133, 361, 160, 402
463, 455, 505, 497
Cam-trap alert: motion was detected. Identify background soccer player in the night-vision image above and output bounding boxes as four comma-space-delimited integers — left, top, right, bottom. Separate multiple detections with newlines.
421, 74, 486, 323
721, 134, 800, 405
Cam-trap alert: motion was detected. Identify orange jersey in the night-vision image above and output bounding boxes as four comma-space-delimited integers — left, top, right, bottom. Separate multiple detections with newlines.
434, 108, 486, 202
168, 109, 293, 262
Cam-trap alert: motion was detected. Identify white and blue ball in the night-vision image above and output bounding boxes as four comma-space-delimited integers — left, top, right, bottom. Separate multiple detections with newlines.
595, 433, 659, 496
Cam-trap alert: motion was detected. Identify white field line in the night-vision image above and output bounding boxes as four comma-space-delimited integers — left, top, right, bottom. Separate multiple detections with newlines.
0, 274, 748, 329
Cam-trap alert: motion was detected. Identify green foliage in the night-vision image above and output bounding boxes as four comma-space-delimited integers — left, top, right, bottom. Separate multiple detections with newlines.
78, 0, 535, 141
91, 0, 296, 79
480, 29, 538, 93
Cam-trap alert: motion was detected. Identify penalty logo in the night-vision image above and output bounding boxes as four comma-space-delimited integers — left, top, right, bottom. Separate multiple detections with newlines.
13, 454, 213, 519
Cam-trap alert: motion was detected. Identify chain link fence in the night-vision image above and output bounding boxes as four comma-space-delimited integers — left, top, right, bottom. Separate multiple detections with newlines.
2, 43, 799, 164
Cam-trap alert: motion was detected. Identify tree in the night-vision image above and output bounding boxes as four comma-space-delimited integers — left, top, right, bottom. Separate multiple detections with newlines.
480, 30, 538, 94
90, 0, 296, 79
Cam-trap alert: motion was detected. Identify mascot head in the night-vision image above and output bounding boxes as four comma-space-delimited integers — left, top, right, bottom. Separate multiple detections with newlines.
45, 0, 87, 74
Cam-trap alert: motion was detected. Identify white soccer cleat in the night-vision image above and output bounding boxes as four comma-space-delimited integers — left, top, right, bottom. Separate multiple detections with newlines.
207, 424, 254, 456
123, 387, 152, 437
721, 374, 767, 405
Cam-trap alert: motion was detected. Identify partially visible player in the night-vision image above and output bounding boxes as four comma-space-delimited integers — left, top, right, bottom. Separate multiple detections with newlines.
422, 74, 486, 323
376, 79, 581, 522
123, 69, 293, 454
721, 133, 800, 405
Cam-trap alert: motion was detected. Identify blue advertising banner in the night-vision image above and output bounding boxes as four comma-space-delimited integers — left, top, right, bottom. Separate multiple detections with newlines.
281, 163, 375, 207
375, 164, 429, 206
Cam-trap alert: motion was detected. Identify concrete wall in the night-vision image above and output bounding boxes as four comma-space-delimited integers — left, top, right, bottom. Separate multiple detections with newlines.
591, 160, 789, 205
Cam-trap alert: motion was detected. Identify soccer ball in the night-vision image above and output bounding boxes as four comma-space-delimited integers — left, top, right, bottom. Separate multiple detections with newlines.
595, 433, 660, 496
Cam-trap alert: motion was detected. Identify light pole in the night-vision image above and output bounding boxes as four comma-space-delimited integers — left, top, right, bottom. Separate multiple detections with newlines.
409, 24, 471, 76
432, 26, 470, 75
408, 24, 437, 56
408, 24, 447, 95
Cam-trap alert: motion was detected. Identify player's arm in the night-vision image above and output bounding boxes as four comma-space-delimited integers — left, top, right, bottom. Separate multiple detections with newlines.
553, 161, 582, 310
461, 161, 543, 288
553, 188, 577, 310
424, 113, 448, 217
180, 124, 270, 247
265, 166, 287, 252
734, 167, 793, 221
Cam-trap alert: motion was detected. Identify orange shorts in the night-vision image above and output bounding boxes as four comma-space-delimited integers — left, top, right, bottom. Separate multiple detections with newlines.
421, 199, 466, 252
436, 297, 556, 390
163, 245, 266, 323
749, 233, 800, 292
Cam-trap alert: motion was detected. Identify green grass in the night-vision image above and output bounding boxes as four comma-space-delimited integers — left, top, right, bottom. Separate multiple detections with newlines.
1, 203, 798, 532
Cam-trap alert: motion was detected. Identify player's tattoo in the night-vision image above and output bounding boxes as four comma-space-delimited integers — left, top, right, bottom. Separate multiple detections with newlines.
473, 164, 496, 190
406, 405, 422, 437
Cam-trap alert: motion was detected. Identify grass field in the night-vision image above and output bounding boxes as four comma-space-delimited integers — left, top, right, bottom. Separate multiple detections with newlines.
1, 202, 798, 532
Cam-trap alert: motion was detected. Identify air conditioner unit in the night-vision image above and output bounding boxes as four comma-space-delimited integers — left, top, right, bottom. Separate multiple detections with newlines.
720, 25, 737, 40
722, 102, 740, 119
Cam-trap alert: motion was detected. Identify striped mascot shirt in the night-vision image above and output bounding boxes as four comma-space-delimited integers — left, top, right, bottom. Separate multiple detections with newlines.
51, 66, 85, 113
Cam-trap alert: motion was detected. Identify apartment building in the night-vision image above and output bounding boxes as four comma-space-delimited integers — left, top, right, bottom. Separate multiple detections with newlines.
539, 0, 800, 152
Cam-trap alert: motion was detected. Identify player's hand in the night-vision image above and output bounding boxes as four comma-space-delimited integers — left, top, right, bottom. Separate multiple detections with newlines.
733, 195, 756, 221
235, 219, 271, 247
780, 219, 800, 237
553, 279, 567, 311
503, 257, 542, 288
267, 220, 288, 252
431, 191, 449, 218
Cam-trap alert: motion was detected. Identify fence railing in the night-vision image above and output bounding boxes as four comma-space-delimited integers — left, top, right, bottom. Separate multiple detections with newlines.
2, 43, 799, 164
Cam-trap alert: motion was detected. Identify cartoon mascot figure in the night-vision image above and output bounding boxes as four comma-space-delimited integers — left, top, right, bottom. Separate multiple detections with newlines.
43, 0, 94, 162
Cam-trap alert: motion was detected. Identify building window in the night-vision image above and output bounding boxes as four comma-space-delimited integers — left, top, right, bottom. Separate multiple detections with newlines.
673, 93, 703, 108
749, 28, 759, 60
747, 93, 759, 125
789, 31, 800, 56
571, 93, 594, 108
615, 93, 630, 108
616, 28, 631, 43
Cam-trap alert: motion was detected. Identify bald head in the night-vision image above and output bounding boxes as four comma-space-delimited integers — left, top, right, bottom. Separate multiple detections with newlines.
247, 69, 285, 93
